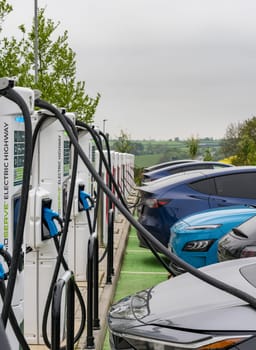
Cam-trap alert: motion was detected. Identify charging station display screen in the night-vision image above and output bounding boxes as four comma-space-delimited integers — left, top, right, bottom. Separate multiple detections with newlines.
13, 196, 21, 243
63, 140, 70, 176
14, 130, 25, 186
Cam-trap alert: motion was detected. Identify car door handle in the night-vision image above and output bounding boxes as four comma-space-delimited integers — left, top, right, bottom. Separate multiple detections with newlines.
189, 195, 208, 200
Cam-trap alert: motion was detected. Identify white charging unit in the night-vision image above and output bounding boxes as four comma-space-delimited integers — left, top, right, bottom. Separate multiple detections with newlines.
0, 85, 34, 350
68, 123, 94, 281
24, 109, 71, 344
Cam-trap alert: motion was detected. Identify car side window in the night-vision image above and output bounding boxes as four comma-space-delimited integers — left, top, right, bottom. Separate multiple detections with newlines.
213, 164, 228, 168
214, 173, 256, 198
188, 164, 212, 171
189, 178, 216, 195
169, 167, 185, 175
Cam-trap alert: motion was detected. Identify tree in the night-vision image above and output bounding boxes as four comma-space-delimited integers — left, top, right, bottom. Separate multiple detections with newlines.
221, 122, 241, 158
203, 148, 212, 161
112, 130, 132, 153
233, 117, 256, 165
0, 0, 12, 33
222, 117, 256, 165
0, 1, 27, 79
0, 6, 100, 123
187, 136, 199, 159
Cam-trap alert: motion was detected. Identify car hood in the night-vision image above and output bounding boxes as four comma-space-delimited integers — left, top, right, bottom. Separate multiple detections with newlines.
179, 206, 256, 227
109, 258, 256, 333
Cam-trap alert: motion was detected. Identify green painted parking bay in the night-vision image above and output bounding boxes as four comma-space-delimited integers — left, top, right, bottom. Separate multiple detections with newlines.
104, 225, 169, 349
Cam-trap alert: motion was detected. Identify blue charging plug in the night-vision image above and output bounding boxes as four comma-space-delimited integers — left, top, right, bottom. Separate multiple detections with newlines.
42, 207, 60, 238
79, 189, 93, 211
0, 244, 12, 280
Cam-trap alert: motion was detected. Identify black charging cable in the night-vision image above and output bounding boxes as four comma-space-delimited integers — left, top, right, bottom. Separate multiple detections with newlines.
0, 83, 33, 328
76, 120, 129, 211
35, 97, 256, 310
30, 112, 86, 349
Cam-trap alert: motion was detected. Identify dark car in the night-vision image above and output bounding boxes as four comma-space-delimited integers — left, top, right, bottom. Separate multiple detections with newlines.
218, 215, 256, 261
143, 161, 232, 183
108, 257, 256, 350
143, 159, 195, 173
138, 166, 256, 248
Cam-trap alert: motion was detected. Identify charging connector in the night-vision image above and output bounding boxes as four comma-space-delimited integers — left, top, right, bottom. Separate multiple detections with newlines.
78, 185, 93, 211
0, 244, 12, 280
41, 199, 61, 240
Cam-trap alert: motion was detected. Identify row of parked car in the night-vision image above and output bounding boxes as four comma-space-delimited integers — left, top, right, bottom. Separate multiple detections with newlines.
108, 159, 256, 350
137, 160, 256, 273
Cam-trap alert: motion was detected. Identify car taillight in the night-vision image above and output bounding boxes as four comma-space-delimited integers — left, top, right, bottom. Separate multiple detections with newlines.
145, 198, 170, 208
240, 246, 256, 258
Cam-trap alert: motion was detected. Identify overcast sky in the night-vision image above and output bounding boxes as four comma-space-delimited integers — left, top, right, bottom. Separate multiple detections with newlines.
3, 0, 256, 140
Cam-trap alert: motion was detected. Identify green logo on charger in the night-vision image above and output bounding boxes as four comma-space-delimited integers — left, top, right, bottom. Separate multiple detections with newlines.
4, 203, 8, 248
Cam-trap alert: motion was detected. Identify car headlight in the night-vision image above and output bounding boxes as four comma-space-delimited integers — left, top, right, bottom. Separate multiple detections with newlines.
109, 296, 135, 320
186, 224, 221, 230
109, 291, 151, 320
183, 239, 215, 252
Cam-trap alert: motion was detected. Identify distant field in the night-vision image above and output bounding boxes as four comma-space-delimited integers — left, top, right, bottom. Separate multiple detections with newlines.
134, 153, 164, 168
110, 138, 224, 169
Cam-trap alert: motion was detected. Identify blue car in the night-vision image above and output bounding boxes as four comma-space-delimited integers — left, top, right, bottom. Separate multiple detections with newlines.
143, 161, 232, 183
169, 206, 256, 275
138, 166, 256, 249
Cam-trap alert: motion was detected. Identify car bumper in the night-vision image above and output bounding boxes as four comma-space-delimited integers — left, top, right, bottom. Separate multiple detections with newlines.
136, 227, 170, 250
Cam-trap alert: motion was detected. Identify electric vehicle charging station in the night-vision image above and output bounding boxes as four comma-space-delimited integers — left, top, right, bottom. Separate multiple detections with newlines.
110, 151, 117, 193
126, 153, 135, 196
0, 80, 137, 349
116, 152, 121, 194
0, 83, 34, 350
126, 153, 135, 195
24, 108, 72, 344
120, 153, 126, 198
110, 151, 117, 211
104, 149, 112, 245
95, 149, 107, 245
68, 122, 94, 281
131, 154, 135, 185
114, 152, 121, 217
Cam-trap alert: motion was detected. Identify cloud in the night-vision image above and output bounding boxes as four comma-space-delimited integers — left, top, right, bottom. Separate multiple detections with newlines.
4, 0, 256, 139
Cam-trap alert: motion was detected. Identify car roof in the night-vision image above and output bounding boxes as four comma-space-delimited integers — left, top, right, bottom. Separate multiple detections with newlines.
144, 159, 195, 172
139, 166, 256, 194
145, 161, 232, 177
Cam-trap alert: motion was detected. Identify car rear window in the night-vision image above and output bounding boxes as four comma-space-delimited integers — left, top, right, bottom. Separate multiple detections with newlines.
140, 171, 208, 194
189, 178, 216, 195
